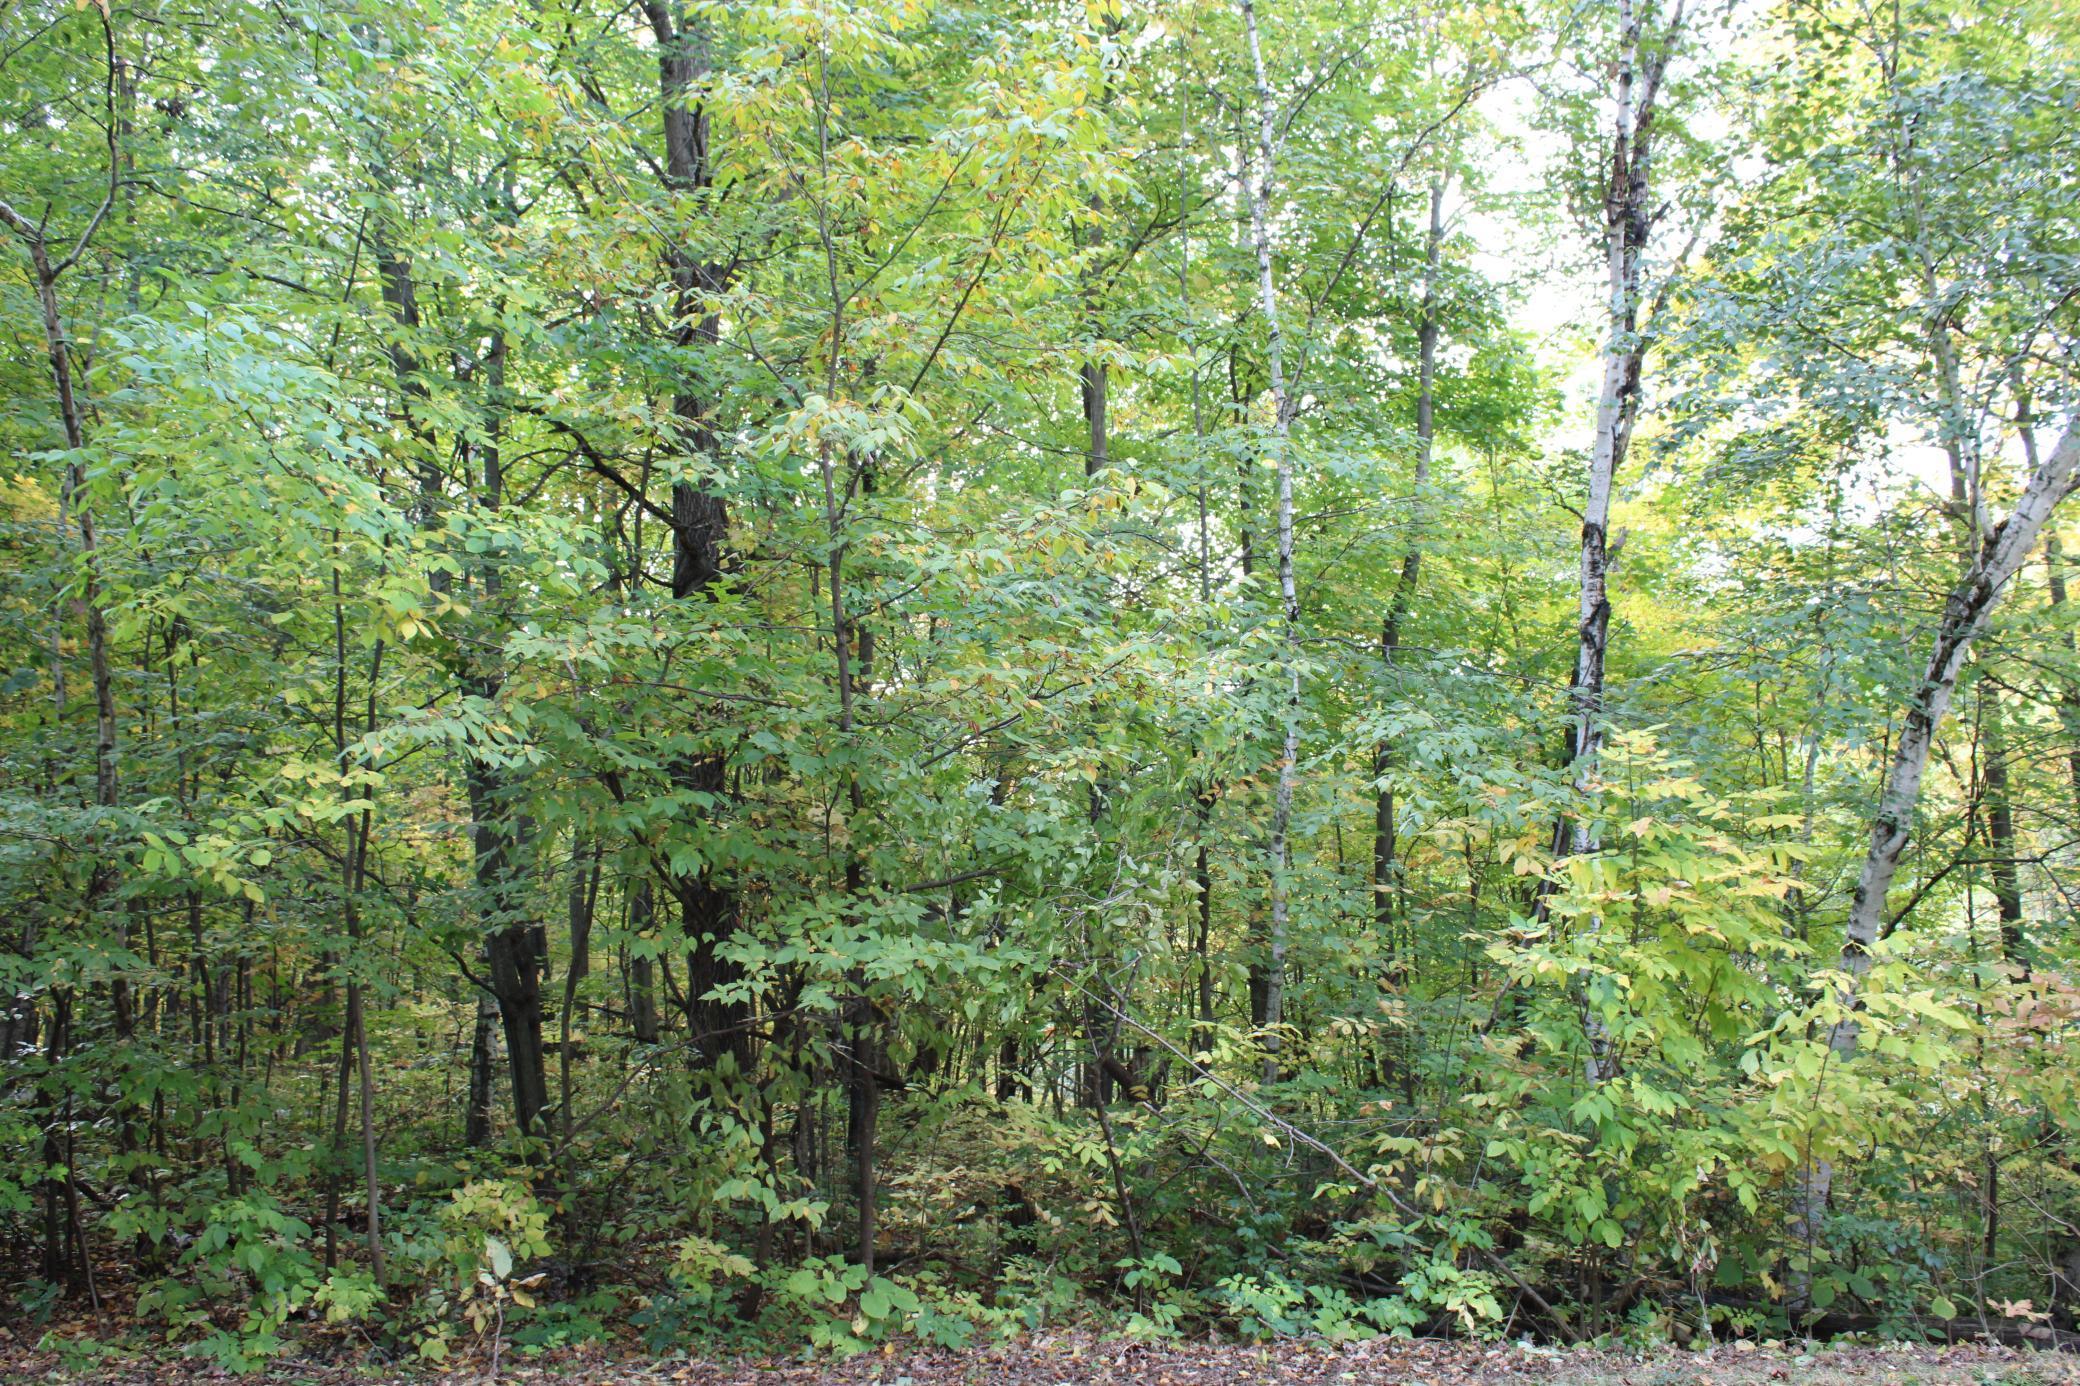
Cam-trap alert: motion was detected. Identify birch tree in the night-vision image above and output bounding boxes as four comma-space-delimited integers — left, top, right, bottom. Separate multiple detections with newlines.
1797, 418, 2080, 1229
1554, 0, 1686, 1084
1238, 0, 1301, 1083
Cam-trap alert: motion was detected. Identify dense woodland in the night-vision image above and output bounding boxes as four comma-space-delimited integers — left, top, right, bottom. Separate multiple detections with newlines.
4, 0, 2080, 1368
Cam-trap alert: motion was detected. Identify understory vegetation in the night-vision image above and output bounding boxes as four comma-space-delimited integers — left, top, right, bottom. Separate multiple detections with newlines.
4, 0, 2080, 1371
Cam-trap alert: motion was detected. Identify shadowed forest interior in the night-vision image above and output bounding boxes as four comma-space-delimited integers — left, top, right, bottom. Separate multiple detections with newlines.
4, 0, 2080, 1369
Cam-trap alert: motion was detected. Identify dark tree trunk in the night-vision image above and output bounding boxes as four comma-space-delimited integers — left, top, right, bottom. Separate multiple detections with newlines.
11, 139, 122, 1302
995, 1034, 1024, 1102
39, 990, 72, 1287
561, 836, 599, 1142
2047, 532, 2080, 818
2023, 376, 2080, 822
1081, 358, 1109, 478
846, 987, 882, 1275
1373, 178, 1444, 974
647, 1, 747, 1078
628, 880, 661, 1045
1981, 693, 2024, 973
1193, 786, 1217, 1063
465, 988, 498, 1146
473, 774, 549, 1138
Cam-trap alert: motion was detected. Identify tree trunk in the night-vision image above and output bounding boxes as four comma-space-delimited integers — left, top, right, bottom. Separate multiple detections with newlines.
330, 552, 387, 1279
348, 975, 386, 1280
1078, 14, 1121, 482
628, 880, 661, 1045
1980, 691, 2024, 973
1240, 0, 1298, 1085
465, 989, 498, 1146
647, 0, 748, 1078
39, 989, 72, 1286
1193, 788, 1217, 1063
847, 988, 881, 1276
561, 836, 599, 1143
2021, 376, 2080, 820
1373, 178, 1444, 972
996, 1034, 1024, 1102
2046, 531, 2080, 818
10, 159, 125, 1300
1553, 0, 1679, 1087
1796, 418, 2080, 1260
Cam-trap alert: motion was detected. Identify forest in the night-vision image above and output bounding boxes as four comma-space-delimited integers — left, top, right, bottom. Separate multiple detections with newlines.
3, 0, 2080, 1373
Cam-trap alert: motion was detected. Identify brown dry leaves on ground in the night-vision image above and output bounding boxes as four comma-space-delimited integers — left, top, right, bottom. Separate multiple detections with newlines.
5, 1335, 2078, 1386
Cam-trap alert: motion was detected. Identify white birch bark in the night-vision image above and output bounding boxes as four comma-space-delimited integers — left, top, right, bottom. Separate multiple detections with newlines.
1795, 418, 2080, 1257
1566, 0, 1662, 1086
1239, 0, 1298, 1084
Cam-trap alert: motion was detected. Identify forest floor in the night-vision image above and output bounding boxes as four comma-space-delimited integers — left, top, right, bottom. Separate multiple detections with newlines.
4, 1335, 2078, 1385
